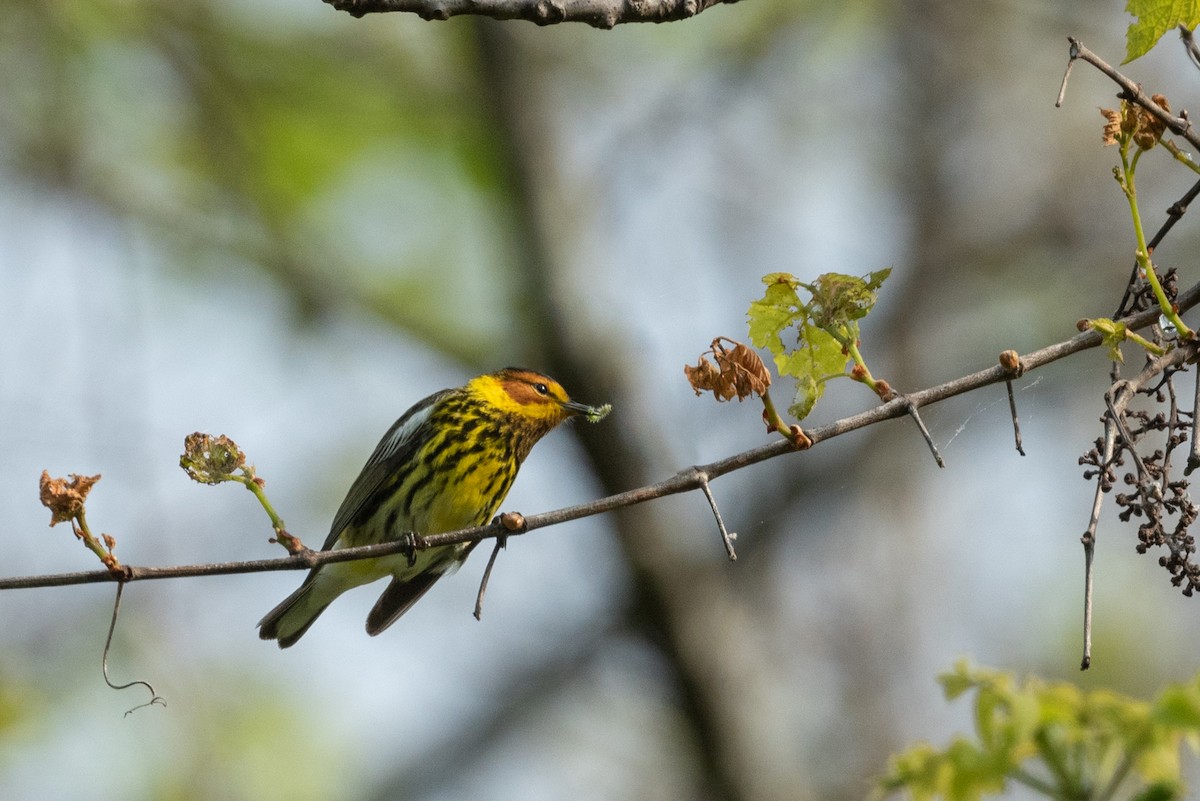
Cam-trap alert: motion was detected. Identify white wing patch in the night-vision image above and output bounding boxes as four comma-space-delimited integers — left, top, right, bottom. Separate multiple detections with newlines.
368, 397, 439, 467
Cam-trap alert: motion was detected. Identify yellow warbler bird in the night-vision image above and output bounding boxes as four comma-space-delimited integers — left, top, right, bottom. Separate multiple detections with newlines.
258, 367, 610, 648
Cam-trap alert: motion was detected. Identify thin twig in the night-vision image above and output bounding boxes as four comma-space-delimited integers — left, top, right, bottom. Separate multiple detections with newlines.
696, 471, 737, 561
1107, 386, 1155, 492
1006, 380, 1026, 456
1055, 43, 1076, 107
1081, 536, 1094, 671
102, 582, 165, 715
1187, 367, 1200, 475
898, 395, 945, 468
1080, 410, 1119, 672
473, 536, 507, 620
999, 351, 1027, 456
1181, 25, 1200, 71
3, 282, 1200, 593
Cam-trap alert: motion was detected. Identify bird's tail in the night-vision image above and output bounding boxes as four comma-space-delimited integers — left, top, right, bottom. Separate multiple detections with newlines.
258, 575, 336, 649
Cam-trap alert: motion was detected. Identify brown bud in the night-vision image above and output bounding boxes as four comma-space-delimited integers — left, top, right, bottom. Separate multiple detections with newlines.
788, 426, 813, 450
998, 350, 1021, 371
1077, 319, 1093, 332
498, 511, 526, 532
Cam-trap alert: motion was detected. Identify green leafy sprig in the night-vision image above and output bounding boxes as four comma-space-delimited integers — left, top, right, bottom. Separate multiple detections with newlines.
879, 660, 1200, 801
747, 269, 893, 421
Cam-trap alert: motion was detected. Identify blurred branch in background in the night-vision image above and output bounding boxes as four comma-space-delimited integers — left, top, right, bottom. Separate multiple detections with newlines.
324, 0, 741, 28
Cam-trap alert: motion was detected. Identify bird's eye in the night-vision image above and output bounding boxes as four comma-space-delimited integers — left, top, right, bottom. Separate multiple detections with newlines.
533, 382, 550, 396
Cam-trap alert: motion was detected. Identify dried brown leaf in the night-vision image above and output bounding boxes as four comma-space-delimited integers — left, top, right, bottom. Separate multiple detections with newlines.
1138, 93, 1171, 146
685, 338, 771, 403
39, 471, 101, 526
684, 356, 722, 396
720, 341, 770, 399
1100, 107, 1121, 146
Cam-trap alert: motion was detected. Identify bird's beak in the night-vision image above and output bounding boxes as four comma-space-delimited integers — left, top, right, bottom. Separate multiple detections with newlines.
561, 400, 595, 417
561, 399, 612, 424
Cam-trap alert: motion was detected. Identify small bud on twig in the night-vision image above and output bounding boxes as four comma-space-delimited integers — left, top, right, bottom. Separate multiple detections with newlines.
998, 350, 1024, 376
498, 511, 527, 532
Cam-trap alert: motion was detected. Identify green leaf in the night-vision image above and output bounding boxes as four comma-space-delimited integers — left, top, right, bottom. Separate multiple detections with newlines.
790, 324, 848, 377
800, 268, 891, 330
773, 324, 847, 420
1131, 780, 1185, 801
891, 664, 1198, 801
787, 371, 823, 421
945, 738, 1011, 801
878, 742, 943, 801
1125, 0, 1200, 63
747, 273, 803, 354
1154, 683, 1200, 730
940, 666, 975, 701
1088, 317, 1128, 363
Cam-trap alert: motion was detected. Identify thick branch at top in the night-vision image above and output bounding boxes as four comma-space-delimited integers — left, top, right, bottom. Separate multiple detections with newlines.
324, 0, 740, 27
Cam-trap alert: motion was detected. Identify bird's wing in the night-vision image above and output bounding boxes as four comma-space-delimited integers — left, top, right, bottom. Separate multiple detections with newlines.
320, 387, 455, 551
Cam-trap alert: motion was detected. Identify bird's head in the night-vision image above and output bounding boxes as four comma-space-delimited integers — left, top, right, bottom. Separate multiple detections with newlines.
469, 368, 609, 428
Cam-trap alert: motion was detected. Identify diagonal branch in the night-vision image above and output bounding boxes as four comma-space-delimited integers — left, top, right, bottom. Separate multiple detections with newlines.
323, 0, 741, 28
1063, 37, 1200, 153
3, 280, 1198, 593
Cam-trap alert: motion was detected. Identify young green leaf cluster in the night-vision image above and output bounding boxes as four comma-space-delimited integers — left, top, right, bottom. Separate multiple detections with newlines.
879, 660, 1200, 801
747, 269, 892, 420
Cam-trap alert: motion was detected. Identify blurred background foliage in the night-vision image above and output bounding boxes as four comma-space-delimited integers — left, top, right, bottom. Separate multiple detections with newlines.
3, 0, 1200, 799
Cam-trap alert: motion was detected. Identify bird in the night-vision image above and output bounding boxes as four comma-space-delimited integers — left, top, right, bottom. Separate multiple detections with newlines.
258, 367, 608, 648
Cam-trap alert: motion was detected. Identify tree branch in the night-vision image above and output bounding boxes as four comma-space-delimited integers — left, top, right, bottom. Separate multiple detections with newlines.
323, 0, 740, 28
3, 283, 1195, 593
1064, 37, 1200, 153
